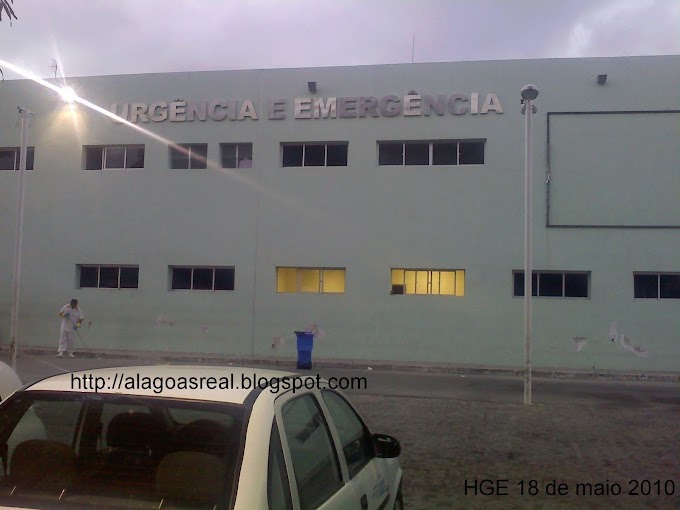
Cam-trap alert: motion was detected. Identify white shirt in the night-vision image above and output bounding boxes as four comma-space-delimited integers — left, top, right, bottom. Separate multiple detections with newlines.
60, 304, 84, 333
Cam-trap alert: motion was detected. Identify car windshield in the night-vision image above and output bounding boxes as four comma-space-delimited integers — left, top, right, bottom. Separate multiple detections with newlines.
0, 390, 246, 510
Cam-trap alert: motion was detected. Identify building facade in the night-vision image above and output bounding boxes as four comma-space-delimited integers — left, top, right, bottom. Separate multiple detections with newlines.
1, 55, 679, 371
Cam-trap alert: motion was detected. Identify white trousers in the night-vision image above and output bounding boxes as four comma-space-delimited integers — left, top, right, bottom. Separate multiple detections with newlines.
59, 330, 74, 353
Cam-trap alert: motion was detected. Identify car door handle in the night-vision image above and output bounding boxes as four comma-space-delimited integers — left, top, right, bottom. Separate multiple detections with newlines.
360, 494, 368, 510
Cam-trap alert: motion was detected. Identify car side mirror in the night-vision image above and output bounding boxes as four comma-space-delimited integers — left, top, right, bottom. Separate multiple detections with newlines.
373, 433, 401, 458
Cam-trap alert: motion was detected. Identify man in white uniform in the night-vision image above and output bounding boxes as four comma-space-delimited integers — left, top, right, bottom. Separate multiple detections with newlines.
58, 299, 84, 358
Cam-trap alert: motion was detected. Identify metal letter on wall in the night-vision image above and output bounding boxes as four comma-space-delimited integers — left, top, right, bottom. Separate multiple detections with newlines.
186, 101, 208, 121
294, 98, 313, 119
169, 101, 187, 122
130, 103, 149, 123
379, 95, 402, 117
268, 99, 287, 120
238, 100, 258, 120
403, 95, 422, 116
358, 97, 380, 118
337, 97, 358, 118
149, 102, 168, 122
480, 93, 503, 114
422, 95, 446, 116
313, 98, 337, 119
448, 94, 469, 115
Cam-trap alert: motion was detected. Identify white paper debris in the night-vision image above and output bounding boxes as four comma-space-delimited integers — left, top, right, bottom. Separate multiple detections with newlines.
199, 325, 208, 334
619, 335, 649, 358
609, 321, 618, 343
272, 336, 286, 350
572, 337, 588, 352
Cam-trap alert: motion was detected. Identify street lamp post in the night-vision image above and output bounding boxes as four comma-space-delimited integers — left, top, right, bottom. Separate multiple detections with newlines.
9, 107, 33, 370
521, 85, 538, 405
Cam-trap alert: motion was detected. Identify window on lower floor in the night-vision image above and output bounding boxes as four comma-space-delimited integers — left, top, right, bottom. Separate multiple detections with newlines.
170, 266, 235, 291
378, 140, 485, 166
170, 143, 208, 169
281, 143, 348, 167
513, 271, 590, 298
634, 273, 680, 299
390, 269, 465, 296
83, 146, 145, 170
0, 147, 35, 171
78, 265, 139, 289
220, 143, 253, 168
276, 267, 346, 293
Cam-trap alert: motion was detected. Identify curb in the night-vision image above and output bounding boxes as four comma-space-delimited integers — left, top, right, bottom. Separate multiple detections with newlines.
4, 347, 679, 382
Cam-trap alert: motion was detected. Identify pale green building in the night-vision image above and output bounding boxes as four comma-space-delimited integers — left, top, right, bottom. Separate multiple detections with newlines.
1, 55, 679, 372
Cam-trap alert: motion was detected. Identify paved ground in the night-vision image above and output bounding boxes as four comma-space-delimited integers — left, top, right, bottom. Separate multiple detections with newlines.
7, 353, 680, 509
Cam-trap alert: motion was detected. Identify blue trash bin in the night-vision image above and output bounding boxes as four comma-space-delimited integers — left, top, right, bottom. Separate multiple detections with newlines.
294, 331, 314, 369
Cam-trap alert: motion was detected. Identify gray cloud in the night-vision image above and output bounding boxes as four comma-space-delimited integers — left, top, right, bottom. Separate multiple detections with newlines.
1, 0, 678, 80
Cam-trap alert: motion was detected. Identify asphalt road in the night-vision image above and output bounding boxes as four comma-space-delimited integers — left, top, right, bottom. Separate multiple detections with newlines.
9, 353, 680, 409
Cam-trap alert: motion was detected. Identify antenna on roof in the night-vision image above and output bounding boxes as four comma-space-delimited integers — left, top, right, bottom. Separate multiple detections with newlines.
49, 58, 57, 79
411, 35, 415, 64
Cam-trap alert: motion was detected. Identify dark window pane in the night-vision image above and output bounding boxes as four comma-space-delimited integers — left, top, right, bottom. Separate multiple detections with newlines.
237, 143, 253, 168
85, 147, 104, 170
99, 267, 119, 289
539, 273, 563, 297
190, 144, 208, 169
404, 143, 429, 165
660, 274, 680, 299
378, 143, 403, 165
26, 147, 35, 170
282, 145, 303, 167
193, 268, 213, 290
120, 267, 139, 289
432, 142, 457, 165
172, 268, 192, 290
565, 273, 589, 297
221, 144, 237, 168
214, 268, 235, 291
513, 271, 538, 297
104, 147, 126, 169
634, 274, 658, 298
304, 144, 325, 166
126, 147, 145, 168
170, 145, 190, 169
79, 266, 98, 288
0, 149, 16, 170
268, 423, 293, 510
326, 144, 348, 166
459, 141, 485, 164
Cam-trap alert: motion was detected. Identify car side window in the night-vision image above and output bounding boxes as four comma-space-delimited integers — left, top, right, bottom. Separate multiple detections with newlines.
268, 422, 293, 510
281, 394, 343, 510
321, 390, 374, 478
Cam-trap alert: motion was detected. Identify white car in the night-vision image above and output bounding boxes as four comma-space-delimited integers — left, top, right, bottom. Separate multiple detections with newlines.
0, 365, 403, 510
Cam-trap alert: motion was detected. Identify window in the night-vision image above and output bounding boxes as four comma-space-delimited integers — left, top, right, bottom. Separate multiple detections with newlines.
170, 143, 208, 169
513, 271, 590, 298
281, 143, 348, 167
268, 423, 293, 510
634, 273, 680, 299
83, 146, 144, 170
78, 265, 139, 289
0, 147, 35, 171
321, 391, 374, 479
220, 143, 253, 168
391, 269, 465, 296
281, 395, 343, 510
276, 268, 345, 294
170, 267, 235, 291
378, 140, 485, 165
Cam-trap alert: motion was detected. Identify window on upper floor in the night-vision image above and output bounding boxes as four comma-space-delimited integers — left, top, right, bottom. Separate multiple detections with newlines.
83, 145, 145, 170
281, 143, 348, 167
276, 267, 346, 294
378, 140, 485, 166
170, 143, 208, 169
634, 273, 680, 299
513, 271, 590, 298
390, 269, 465, 296
220, 143, 253, 168
170, 266, 235, 291
78, 265, 139, 289
0, 147, 35, 171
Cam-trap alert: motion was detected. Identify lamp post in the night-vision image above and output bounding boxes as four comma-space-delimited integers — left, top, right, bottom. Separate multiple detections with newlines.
521, 84, 538, 405
9, 107, 33, 370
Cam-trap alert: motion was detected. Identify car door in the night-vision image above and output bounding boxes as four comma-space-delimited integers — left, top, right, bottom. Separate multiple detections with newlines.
274, 391, 359, 510
319, 390, 392, 510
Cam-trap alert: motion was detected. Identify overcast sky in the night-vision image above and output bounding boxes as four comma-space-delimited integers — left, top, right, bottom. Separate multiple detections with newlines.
1, 0, 679, 80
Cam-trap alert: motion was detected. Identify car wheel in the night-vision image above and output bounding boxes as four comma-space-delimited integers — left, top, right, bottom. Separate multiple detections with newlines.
393, 485, 404, 510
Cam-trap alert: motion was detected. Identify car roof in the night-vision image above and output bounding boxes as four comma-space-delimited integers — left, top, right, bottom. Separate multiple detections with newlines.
24, 365, 300, 405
